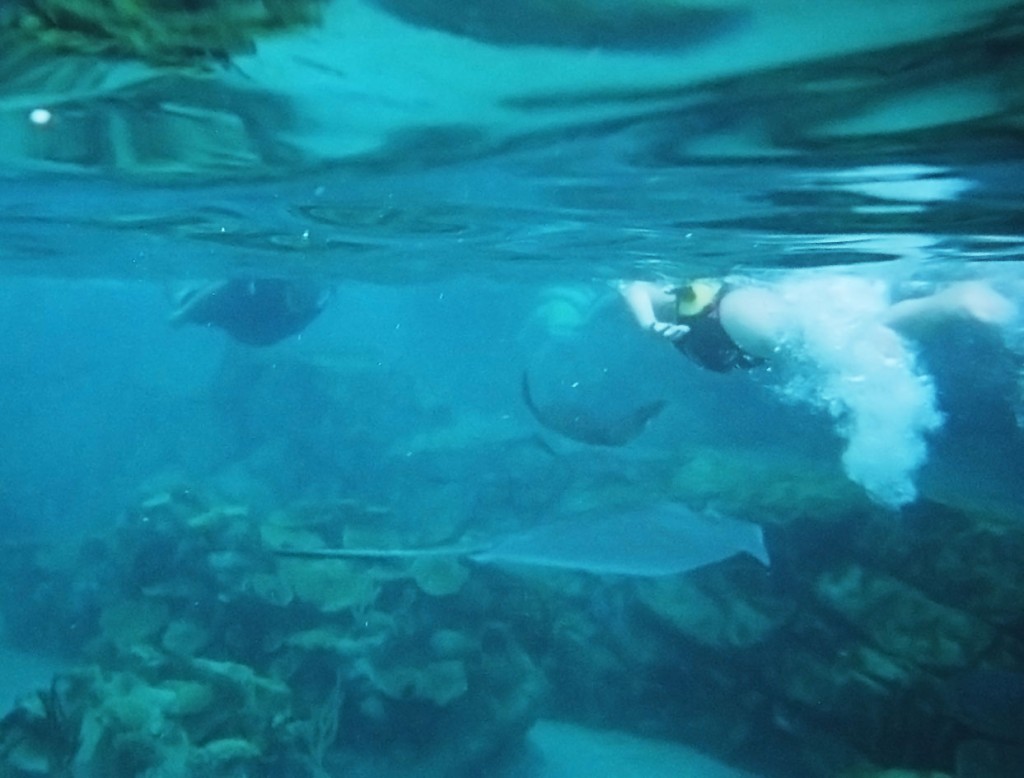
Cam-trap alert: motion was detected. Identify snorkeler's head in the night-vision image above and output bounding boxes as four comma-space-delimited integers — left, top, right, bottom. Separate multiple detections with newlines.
675, 279, 723, 318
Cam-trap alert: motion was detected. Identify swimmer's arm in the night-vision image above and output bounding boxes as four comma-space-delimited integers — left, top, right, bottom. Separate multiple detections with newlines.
619, 282, 665, 328
619, 282, 691, 340
618, 281, 680, 326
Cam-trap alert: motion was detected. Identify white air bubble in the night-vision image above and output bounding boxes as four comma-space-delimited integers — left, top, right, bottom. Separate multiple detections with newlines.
773, 273, 943, 506
29, 108, 52, 126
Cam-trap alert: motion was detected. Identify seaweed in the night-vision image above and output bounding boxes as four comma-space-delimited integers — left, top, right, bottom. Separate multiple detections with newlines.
0, 676, 82, 776
0, 488, 546, 776
291, 669, 342, 778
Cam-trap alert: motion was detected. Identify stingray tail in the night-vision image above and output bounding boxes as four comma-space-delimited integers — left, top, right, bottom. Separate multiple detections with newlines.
273, 544, 488, 561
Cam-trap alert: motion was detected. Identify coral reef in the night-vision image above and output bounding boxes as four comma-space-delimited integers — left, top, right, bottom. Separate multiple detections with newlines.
0, 487, 543, 777
1, 447, 1023, 777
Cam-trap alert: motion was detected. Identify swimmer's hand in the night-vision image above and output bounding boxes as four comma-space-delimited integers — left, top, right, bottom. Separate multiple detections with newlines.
649, 321, 690, 341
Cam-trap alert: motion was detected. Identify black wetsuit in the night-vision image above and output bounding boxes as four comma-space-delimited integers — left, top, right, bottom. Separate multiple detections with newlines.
674, 288, 763, 373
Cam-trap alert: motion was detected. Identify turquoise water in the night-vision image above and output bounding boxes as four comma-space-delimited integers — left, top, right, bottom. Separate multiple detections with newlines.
1, 2, 1023, 777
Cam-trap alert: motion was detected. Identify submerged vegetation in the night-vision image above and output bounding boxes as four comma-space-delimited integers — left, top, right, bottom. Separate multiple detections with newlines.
1, 449, 1023, 777
0, 488, 544, 777
3, 0, 324, 65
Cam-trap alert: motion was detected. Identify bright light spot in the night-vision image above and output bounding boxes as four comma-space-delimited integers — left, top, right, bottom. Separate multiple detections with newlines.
29, 108, 52, 126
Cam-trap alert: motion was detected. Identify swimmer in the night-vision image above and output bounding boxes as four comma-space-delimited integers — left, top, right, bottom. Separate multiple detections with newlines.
617, 271, 1016, 506
621, 275, 1015, 372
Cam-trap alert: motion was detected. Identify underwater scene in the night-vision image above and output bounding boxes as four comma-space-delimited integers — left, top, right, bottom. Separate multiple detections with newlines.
2, 1, 1024, 776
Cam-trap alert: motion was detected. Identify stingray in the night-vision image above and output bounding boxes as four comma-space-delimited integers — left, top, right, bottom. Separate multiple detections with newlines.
274, 502, 769, 578
170, 278, 331, 346
521, 371, 667, 446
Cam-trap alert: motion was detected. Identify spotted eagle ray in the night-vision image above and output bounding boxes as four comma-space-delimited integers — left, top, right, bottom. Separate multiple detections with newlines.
274, 502, 769, 577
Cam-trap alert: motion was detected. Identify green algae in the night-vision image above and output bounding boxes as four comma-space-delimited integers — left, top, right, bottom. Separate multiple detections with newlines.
409, 555, 469, 597
160, 619, 211, 657
98, 598, 171, 652
275, 557, 380, 614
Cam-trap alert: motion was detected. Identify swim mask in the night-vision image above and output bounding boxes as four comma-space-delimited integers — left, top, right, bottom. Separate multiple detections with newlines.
675, 279, 723, 318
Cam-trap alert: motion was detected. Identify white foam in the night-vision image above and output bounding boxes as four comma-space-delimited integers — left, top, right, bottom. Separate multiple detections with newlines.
771, 274, 943, 506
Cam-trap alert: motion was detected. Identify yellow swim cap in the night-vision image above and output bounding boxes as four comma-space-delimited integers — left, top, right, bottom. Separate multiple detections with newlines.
675, 279, 723, 318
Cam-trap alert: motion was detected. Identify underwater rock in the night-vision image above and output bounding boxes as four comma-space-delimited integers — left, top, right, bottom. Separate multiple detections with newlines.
636, 564, 791, 649
762, 639, 968, 773
51, 661, 291, 777
284, 625, 388, 657
767, 644, 913, 726
188, 656, 290, 701
186, 503, 249, 531
241, 570, 295, 607
814, 564, 996, 668
410, 555, 470, 597
96, 599, 171, 654
275, 557, 379, 613
669, 444, 873, 524
947, 668, 1024, 742
955, 740, 1024, 778
843, 770, 952, 778
428, 629, 478, 659
159, 680, 214, 717
440, 626, 545, 773
160, 619, 211, 658
190, 736, 262, 767
359, 658, 470, 707
92, 671, 178, 732
259, 521, 328, 553
334, 620, 544, 774
853, 501, 1024, 625
71, 671, 181, 776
